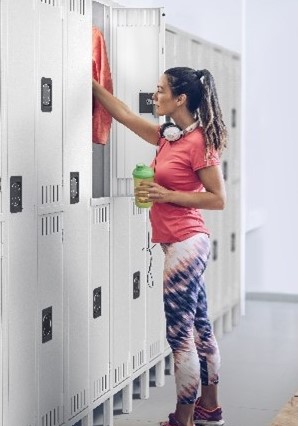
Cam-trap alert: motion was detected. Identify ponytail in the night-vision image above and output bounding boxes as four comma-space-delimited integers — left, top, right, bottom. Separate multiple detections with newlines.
164, 67, 228, 160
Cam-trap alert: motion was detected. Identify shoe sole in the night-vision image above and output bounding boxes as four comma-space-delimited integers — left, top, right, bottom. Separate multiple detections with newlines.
194, 420, 225, 426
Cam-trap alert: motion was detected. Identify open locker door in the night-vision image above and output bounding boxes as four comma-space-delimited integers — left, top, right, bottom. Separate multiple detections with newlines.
110, 6, 165, 394
111, 7, 165, 196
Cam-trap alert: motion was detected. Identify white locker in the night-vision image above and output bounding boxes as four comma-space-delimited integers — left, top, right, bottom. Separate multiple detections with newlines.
111, 7, 165, 196
112, 197, 147, 387
36, 1, 65, 423
90, 200, 110, 403
112, 197, 131, 388
145, 219, 165, 362
38, 213, 64, 425
3, 0, 38, 424
63, 0, 92, 420
230, 55, 241, 183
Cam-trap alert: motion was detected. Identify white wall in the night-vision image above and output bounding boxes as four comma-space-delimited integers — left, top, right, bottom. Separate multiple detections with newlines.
245, 0, 298, 295
119, 0, 298, 295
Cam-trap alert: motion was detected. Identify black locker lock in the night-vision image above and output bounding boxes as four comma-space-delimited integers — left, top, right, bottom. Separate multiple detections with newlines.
231, 108, 237, 128
41, 77, 52, 112
42, 306, 52, 343
212, 240, 218, 261
139, 93, 154, 114
70, 172, 79, 204
10, 176, 22, 213
93, 287, 102, 319
133, 271, 141, 299
231, 233, 236, 252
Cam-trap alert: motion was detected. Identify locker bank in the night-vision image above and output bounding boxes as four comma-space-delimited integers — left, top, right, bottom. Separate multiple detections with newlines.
0, 0, 242, 425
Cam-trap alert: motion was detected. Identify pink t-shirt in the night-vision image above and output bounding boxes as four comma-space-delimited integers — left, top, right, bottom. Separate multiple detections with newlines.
149, 127, 220, 243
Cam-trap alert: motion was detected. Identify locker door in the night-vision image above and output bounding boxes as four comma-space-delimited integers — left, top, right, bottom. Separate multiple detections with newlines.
146, 219, 165, 361
4, 0, 38, 424
165, 27, 178, 68
63, 0, 92, 420
36, 1, 64, 423
111, 7, 165, 196
112, 197, 147, 388
90, 200, 110, 402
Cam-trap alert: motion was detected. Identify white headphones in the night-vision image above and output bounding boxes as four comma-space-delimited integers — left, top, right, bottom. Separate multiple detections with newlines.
160, 120, 199, 142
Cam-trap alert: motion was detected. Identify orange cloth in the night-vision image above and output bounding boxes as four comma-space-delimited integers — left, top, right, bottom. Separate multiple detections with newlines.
92, 26, 113, 144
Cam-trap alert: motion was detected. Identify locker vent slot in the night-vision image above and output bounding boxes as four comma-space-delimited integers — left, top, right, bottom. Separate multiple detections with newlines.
114, 8, 160, 27
41, 214, 62, 236
114, 362, 128, 386
69, 0, 85, 15
70, 389, 87, 417
149, 340, 161, 360
40, 0, 61, 7
93, 205, 109, 225
132, 203, 142, 216
41, 184, 61, 205
93, 374, 109, 401
41, 406, 61, 426
132, 349, 145, 372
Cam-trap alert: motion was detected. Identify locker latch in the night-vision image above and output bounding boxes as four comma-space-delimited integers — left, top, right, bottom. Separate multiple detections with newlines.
10, 176, 22, 213
212, 240, 218, 261
139, 92, 154, 115
93, 286, 102, 319
70, 172, 79, 204
42, 306, 52, 343
133, 271, 140, 299
41, 77, 52, 112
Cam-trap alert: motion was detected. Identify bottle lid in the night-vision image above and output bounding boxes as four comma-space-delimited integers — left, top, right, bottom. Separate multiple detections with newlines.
132, 163, 154, 179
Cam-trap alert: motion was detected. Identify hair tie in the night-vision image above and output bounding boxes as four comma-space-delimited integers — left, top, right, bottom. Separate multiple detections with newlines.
195, 70, 204, 80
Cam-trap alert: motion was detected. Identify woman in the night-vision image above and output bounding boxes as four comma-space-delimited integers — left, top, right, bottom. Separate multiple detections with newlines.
92, 67, 227, 426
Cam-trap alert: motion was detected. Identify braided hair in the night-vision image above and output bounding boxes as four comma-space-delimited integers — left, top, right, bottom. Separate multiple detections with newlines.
164, 67, 228, 160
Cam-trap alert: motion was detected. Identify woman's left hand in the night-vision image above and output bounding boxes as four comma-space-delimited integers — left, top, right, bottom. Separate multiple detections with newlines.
135, 181, 172, 204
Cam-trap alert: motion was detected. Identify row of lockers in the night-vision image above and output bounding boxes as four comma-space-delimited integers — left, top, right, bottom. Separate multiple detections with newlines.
0, 1, 242, 426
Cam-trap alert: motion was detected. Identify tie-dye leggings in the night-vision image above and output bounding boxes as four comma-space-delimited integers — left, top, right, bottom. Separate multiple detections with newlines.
161, 233, 220, 405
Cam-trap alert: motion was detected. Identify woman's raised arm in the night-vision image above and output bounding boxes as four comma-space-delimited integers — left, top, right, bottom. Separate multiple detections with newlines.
92, 79, 159, 145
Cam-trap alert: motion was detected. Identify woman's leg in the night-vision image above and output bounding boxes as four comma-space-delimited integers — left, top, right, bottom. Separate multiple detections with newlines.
193, 273, 221, 410
161, 234, 210, 426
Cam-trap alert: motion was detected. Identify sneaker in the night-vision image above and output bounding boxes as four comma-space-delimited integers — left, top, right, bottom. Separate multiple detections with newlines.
160, 413, 195, 426
194, 399, 225, 425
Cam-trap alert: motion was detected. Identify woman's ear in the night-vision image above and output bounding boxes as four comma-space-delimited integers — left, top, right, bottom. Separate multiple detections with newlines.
177, 93, 187, 106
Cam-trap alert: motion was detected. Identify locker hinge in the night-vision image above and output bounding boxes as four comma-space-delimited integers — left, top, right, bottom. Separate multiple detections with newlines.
0, 177, 1, 192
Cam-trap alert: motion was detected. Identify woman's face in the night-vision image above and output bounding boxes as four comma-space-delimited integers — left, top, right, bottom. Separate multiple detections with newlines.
152, 74, 178, 117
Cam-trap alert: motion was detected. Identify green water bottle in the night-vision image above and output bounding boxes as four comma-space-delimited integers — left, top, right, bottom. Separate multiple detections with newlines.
132, 163, 154, 208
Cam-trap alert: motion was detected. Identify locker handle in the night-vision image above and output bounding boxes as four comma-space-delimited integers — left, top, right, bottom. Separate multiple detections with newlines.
231, 233, 236, 252
41, 77, 52, 112
232, 108, 237, 128
223, 161, 228, 181
212, 240, 218, 261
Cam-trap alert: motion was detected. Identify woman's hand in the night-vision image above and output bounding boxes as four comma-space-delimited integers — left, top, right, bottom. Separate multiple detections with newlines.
135, 181, 172, 204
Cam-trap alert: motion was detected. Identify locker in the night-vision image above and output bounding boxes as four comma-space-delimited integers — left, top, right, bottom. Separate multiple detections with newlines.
111, 7, 165, 196
230, 55, 241, 183
36, 0, 63, 209
63, 0, 92, 420
145, 218, 165, 361
92, 1, 112, 199
203, 210, 223, 322
3, 0, 38, 424
90, 200, 110, 402
112, 197, 147, 387
38, 213, 64, 425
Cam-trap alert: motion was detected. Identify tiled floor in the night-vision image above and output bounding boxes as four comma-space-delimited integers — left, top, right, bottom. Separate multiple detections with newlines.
112, 299, 298, 426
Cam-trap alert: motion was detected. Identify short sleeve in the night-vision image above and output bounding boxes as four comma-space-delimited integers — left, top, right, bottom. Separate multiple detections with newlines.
190, 131, 220, 171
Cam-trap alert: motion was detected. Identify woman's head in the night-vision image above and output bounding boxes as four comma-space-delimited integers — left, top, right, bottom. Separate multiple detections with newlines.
164, 67, 205, 113
162, 67, 228, 157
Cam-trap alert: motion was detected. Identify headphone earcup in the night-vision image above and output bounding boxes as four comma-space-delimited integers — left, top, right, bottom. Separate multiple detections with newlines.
160, 122, 182, 142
